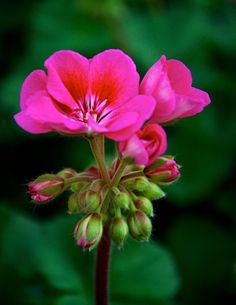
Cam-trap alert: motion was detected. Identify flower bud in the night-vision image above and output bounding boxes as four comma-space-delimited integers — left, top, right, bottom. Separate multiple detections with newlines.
74, 212, 103, 250
133, 177, 149, 191
114, 192, 130, 210
71, 182, 87, 192
84, 190, 102, 213
57, 168, 77, 179
128, 210, 152, 241
142, 182, 165, 200
109, 217, 129, 247
28, 174, 64, 203
135, 197, 154, 217
146, 157, 180, 185
68, 192, 81, 214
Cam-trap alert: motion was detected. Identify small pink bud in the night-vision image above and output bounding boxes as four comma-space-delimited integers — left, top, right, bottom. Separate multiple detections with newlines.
74, 212, 103, 250
146, 157, 180, 185
28, 174, 64, 203
128, 210, 152, 241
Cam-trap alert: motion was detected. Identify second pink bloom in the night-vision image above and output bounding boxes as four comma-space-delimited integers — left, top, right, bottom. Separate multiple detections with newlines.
119, 123, 167, 166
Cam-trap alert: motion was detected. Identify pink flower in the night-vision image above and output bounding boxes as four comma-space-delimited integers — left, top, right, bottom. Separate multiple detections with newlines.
119, 123, 167, 166
146, 157, 180, 184
14, 49, 155, 141
140, 55, 211, 123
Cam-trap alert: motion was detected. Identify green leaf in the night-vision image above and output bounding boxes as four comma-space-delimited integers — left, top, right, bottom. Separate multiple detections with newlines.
111, 239, 180, 303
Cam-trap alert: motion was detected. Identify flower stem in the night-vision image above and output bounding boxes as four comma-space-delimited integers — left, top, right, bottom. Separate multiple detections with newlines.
110, 158, 127, 187
95, 227, 111, 305
88, 136, 110, 184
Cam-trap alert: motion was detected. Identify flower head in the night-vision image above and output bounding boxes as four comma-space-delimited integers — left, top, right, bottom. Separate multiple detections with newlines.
140, 55, 211, 123
119, 123, 167, 166
14, 49, 155, 141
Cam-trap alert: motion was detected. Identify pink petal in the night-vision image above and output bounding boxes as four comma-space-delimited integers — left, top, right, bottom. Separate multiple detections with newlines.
15, 90, 87, 134
167, 59, 192, 94
99, 95, 155, 141
20, 70, 47, 110
141, 124, 167, 164
119, 135, 149, 165
45, 50, 89, 109
89, 49, 139, 109
140, 56, 176, 119
165, 87, 211, 121
14, 111, 50, 134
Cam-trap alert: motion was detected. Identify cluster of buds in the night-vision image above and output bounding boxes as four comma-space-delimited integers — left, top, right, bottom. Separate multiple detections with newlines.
28, 156, 180, 250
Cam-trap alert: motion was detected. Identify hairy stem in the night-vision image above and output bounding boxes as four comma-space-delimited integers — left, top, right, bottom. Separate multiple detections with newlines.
88, 136, 110, 184
95, 228, 111, 305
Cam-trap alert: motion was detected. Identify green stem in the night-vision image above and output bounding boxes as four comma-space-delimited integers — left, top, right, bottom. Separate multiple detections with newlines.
110, 158, 127, 187
120, 170, 144, 183
88, 136, 110, 184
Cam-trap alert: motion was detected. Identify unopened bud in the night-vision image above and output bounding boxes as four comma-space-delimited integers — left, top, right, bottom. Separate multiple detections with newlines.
133, 177, 149, 191
142, 182, 165, 200
109, 217, 129, 247
68, 193, 81, 214
74, 212, 103, 250
128, 210, 152, 241
146, 157, 180, 185
135, 197, 153, 217
84, 190, 101, 213
28, 174, 64, 203
71, 182, 86, 192
114, 192, 130, 210
57, 168, 77, 179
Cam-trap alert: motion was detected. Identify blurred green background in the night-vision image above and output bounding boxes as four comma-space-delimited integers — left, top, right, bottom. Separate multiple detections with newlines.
0, 0, 236, 304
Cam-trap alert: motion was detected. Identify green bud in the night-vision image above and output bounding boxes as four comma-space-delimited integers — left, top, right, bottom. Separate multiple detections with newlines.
114, 192, 130, 210
74, 212, 103, 250
135, 197, 154, 217
57, 168, 77, 179
71, 182, 86, 192
28, 174, 64, 203
109, 217, 129, 247
84, 190, 101, 213
142, 182, 165, 200
133, 177, 149, 191
68, 193, 81, 214
128, 210, 152, 241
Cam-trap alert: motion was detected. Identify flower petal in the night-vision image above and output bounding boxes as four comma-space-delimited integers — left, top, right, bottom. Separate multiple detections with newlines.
167, 59, 192, 94
20, 70, 47, 110
15, 90, 87, 134
45, 50, 89, 109
98, 95, 155, 141
119, 135, 149, 165
140, 56, 176, 119
89, 49, 139, 109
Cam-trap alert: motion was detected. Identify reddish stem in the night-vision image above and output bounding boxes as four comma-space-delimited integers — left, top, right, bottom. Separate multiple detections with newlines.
95, 228, 112, 305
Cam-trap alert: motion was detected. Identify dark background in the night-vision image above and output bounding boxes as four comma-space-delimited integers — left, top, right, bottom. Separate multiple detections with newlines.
0, 0, 236, 304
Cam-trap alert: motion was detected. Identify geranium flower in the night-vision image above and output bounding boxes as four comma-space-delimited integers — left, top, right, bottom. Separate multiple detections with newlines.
119, 123, 167, 166
140, 55, 211, 123
14, 49, 155, 141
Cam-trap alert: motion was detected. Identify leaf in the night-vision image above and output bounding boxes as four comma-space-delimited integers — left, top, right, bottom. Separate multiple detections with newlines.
111, 239, 180, 303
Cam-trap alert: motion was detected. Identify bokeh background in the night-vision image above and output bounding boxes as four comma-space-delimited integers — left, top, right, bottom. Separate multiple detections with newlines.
0, 0, 236, 304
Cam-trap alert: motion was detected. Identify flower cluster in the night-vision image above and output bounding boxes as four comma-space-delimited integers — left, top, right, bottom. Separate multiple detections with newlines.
15, 49, 210, 250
